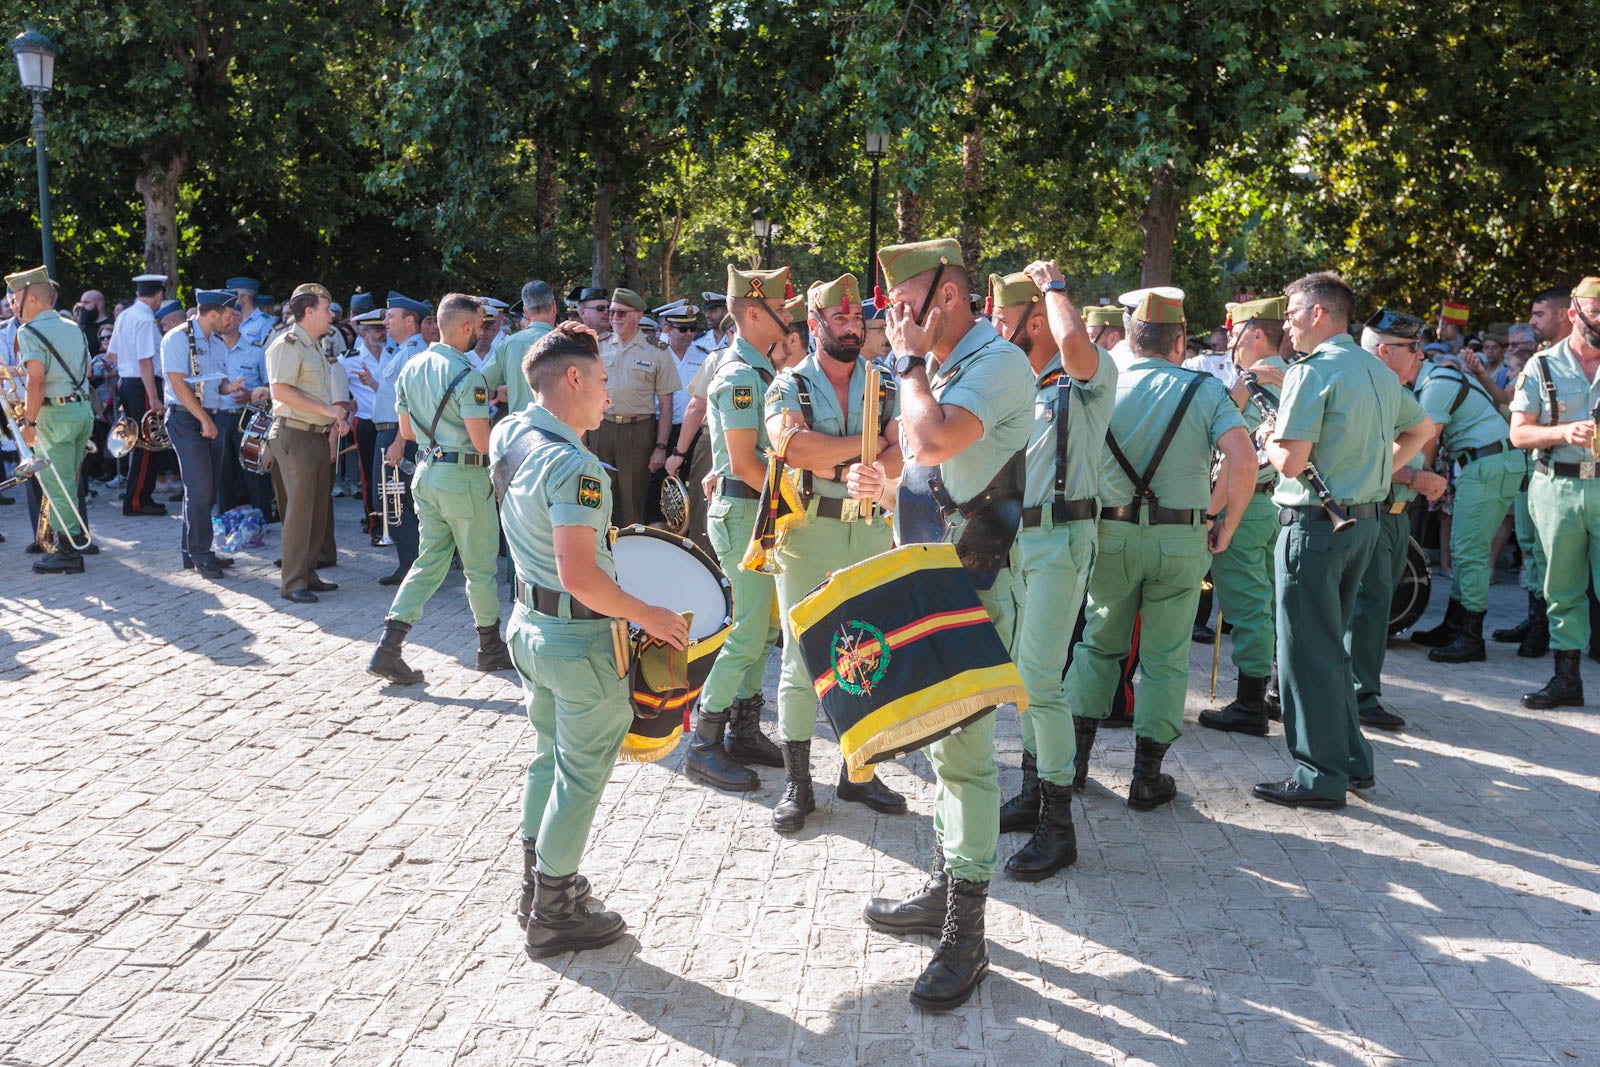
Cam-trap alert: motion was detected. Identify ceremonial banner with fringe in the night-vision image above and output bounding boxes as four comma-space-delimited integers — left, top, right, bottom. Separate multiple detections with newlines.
788, 542, 1026, 782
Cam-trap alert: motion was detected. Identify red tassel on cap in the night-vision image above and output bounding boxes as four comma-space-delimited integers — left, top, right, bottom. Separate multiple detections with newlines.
785, 278, 795, 299
873, 285, 887, 310
1224, 313, 1233, 330
841, 290, 851, 313
983, 295, 994, 317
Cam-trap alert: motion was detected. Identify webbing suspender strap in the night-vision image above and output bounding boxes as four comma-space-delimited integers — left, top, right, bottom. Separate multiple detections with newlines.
21, 323, 90, 396
1538, 354, 1559, 465
422, 364, 475, 454
491, 424, 561, 502
1105, 372, 1206, 506
1050, 372, 1072, 503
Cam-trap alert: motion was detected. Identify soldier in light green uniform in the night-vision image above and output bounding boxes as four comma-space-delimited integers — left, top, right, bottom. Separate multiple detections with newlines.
847, 238, 1036, 1013
369, 294, 515, 686
496, 281, 559, 416
762, 273, 908, 832
1064, 291, 1254, 810
682, 265, 800, 791
1349, 310, 1448, 730
1508, 275, 1600, 708
492, 321, 690, 958
986, 262, 1115, 882
1254, 274, 1433, 810
6, 267, 93, 574
1409, 329, 1530, 664
1200, 296, 1293, 736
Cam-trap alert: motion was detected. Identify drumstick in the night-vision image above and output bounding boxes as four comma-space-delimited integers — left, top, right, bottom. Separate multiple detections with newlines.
1209, 610, 1223, 700
861, 366, 880, 524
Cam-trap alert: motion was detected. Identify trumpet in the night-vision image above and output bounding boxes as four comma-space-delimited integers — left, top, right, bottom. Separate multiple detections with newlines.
107, 409, 173, 459
375, 456, 413, 546
0, 364, 92, 551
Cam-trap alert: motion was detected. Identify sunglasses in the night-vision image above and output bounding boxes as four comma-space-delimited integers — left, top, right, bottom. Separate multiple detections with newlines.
607, 308, 639, 317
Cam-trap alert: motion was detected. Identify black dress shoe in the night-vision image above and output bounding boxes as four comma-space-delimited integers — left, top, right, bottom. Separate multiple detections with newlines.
194, 560, 226, 580
1192, 623, 1216, 644
24, 541, 44, 555
1349, 775, 1375, 791
307, 578, 339, 592
212, 555, 235, 568
378, 569, 408, 586
1252, 778, 1345, 810
1358, 705, 1406, 731
282, 589, 319, 604
135, 504, 169, 516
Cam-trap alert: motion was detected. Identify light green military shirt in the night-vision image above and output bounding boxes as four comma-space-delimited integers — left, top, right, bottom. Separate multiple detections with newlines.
1391, 452, 1425, 506
17, 309, 90, 396
1240, 355, 1288, 488
1510, 338, 1600, 465
1273, 335, 1428, 507
765, 352, 900, 500
600, 331, 682, 417
1418, 364, 1508, 453
1023, 347, 1117, 507
707, 336, 776, 482
920, 318, 1035, 504
395, 342, 492, 456
1098, 357, 1245, 511
495, 321, 553, 416
491, 405, 614, 592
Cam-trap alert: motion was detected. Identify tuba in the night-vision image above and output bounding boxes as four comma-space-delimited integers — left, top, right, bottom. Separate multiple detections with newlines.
107, 409, 174, 459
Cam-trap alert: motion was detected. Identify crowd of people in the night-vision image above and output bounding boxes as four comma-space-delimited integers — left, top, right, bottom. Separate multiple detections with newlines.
4, 250, 1595, 1015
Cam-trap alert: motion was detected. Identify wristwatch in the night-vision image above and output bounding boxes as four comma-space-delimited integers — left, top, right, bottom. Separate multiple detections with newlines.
1042, 280, 1068, 295
653, 443, 669, 451
895, 353, 928, 376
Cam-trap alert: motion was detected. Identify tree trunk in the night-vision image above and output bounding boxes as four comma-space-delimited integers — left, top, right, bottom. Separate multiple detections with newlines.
591, 179, 616, 288
620, 218, 642, 293
535, 141, 559, 232
659, 211, 682, 300
1139, 163, 1183, 287
896, 184, 922, 244
135, 154, 186, 284
959, 87, 984, 271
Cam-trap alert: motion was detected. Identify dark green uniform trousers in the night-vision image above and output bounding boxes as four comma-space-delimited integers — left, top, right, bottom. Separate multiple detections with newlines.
1350, 508, 1410, 714
1276, 513, 1379, 798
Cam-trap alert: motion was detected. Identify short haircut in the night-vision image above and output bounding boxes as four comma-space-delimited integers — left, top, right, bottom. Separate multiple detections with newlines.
521, 280, 555, 315
436, 292, 482, 333
391, 308, 421, 331
1508, 323, 1537, 344
1534, 286, 1572, 308
524, 321, 600, 392
1128, 320, 1186, 356
135, 281, 165, 299
1242, 318, 1285, 349
289, 293, 324, 322
1285, 271, 1354, 325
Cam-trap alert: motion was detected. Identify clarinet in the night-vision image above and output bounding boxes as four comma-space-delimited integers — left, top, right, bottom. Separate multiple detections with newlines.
1240, 371, 1354, 532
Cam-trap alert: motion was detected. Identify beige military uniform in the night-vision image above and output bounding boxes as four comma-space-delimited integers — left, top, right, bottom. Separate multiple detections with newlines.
266, 325, 340, 595
594, 332, 682, 525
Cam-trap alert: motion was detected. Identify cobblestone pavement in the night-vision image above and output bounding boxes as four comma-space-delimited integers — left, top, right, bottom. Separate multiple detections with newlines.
2, 493, 1599, 1066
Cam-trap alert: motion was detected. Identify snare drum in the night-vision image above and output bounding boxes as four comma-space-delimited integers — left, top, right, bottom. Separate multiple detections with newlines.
1391, 535, 1431, 637
239, 405, 274, 475
611, 526, 732, 763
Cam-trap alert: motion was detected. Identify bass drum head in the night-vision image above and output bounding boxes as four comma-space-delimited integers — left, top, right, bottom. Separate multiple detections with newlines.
1390, 536, 1431, 636
611, 526, 732, 641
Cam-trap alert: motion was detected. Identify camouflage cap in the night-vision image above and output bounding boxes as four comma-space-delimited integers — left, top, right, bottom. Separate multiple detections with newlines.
726, 265, 792, 302
1133, 291, 1185, 325
877, 238, 962, 292
1573, 277, 1600, 300
291, 282, 332, 301
610, 287, 647, 312
4, 266, 52, 293
1083, 304, 1122, 328
807, 273, 861, 312
987, 271, 1041, 311
1225, 295, 1286, 327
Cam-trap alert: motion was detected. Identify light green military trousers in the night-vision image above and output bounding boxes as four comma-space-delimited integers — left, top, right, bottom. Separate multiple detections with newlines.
386, 461, 502, 627
1013, 516, 1098, 786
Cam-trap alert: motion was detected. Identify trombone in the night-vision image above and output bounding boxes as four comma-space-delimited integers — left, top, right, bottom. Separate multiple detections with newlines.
375, 456, 412, 546
0, 363, 93, 551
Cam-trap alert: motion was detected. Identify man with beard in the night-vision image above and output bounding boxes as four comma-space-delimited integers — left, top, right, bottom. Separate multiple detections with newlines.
1509, 277, 1600, 708
987, 262, 1115, 882
368, 294, 514, 686
762, 274, 908, 833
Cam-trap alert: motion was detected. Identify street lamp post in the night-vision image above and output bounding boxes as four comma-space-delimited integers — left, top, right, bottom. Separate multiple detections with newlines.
751, 209, 772, 269
864, 128, 889, 299
10, 27, 58, 282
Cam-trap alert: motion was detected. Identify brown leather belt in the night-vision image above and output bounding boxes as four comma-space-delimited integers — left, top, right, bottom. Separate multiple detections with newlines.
602, 413, 653, 424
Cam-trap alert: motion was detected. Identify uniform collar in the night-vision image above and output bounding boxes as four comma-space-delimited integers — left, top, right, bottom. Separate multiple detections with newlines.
934, 318, 1001, 378
530, 403, 585, 447
731, 335, 775, 374
1034, 359, 1066, 388
290, 324, 317, 347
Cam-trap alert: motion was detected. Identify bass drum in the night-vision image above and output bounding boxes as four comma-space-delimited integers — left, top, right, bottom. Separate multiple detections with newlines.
1390, 536, 1431, 636
610, 526, 732, 764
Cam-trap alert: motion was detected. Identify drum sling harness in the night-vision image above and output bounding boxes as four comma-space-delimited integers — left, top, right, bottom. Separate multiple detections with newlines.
416, 363, 475, 462
1104, 370, 1205, 516
22, 323, 101, 417
793, 370, 895, 495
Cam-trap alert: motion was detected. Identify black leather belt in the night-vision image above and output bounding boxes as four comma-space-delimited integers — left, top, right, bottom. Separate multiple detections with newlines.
1534, 460, 1600, 480
716, 477, 761, 500
1254, 481, 1277, 495
1021, 498, 1097, 528
1100, 501, 1197, 525
45, 392, 86, 405
514, 577, 608, 620
814, 495, 854, 520
1278, 502, 1380, 524
425, 451, 488, 467
373, 421, 399, 431
1455, 440, 1508, 467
